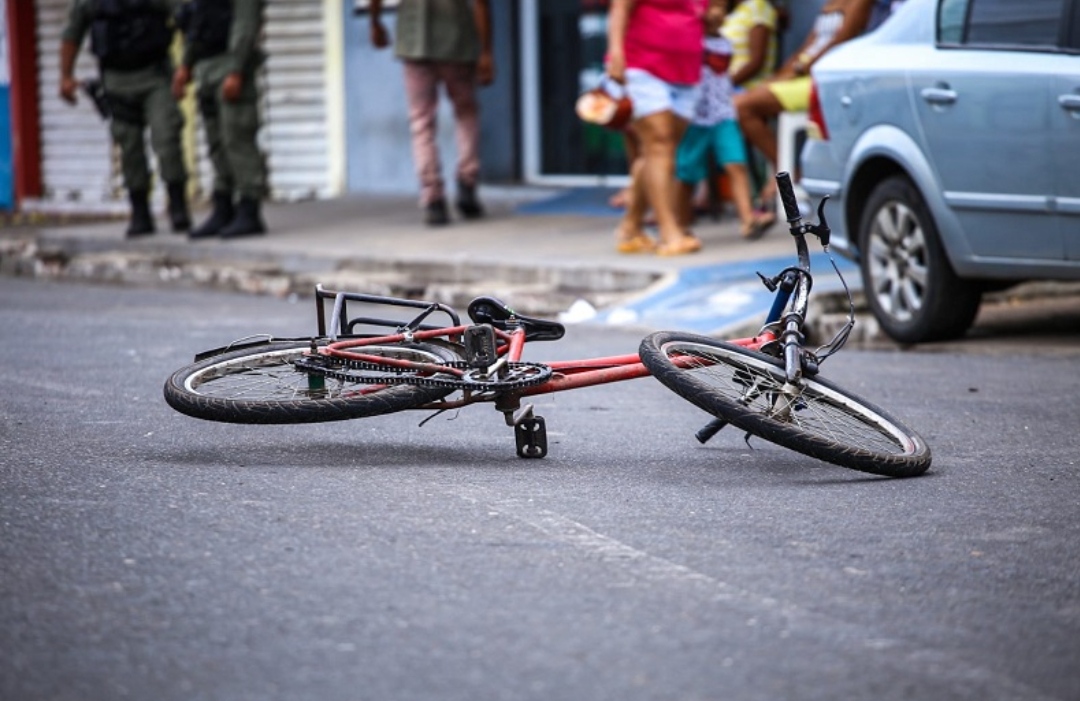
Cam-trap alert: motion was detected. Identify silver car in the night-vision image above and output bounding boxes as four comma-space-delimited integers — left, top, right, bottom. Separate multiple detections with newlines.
800, 0, 1080, 343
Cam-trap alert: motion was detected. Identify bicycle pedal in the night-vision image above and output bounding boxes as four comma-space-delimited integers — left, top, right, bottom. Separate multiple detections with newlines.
463, 324, 498, 369
515, 416, 547, 459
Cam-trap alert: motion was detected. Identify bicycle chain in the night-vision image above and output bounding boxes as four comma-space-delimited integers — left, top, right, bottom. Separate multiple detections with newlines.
294, 356, 553, 392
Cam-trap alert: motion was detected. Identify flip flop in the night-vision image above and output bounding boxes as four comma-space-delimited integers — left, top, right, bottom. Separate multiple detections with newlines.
656, 234, 702, 257
742, 213, 776, 241
616, 233, 657, 254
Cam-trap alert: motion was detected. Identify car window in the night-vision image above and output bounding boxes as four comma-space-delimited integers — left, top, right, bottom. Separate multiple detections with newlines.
1070, 0, 1080, 48
938, 0, 1067, 48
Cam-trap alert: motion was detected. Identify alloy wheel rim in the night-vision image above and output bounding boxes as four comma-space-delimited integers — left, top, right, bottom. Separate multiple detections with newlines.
867, 200, 929, 324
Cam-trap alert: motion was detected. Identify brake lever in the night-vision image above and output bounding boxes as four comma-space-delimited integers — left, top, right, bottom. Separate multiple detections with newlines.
792, 195, 832, 247
811, 196, 831, 247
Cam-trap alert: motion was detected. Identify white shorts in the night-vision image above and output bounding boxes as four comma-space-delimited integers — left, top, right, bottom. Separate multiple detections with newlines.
624, 68, 699, 122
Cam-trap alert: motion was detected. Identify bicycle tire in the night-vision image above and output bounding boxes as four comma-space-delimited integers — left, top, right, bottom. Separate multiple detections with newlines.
639, 331, 931, 478
164, 340, 462, 424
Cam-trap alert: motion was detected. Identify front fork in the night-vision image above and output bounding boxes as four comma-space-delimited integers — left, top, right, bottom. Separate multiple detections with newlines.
760, 268, 809, 384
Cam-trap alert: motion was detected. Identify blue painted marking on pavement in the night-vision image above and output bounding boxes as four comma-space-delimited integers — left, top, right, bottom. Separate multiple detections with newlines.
514, 187, 622, 217
593, 253, 859, 335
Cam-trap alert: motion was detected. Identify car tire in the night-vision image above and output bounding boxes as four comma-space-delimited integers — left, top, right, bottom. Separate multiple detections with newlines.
857, 175, 981, 343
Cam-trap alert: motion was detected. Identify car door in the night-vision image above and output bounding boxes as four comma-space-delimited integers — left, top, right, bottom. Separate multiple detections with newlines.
1054, 5, 1080, 260
912, 0, 1064, 261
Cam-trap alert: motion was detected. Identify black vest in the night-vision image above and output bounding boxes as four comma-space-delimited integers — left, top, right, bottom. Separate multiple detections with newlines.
179, 0, 234, 62
89, 0, 172, 71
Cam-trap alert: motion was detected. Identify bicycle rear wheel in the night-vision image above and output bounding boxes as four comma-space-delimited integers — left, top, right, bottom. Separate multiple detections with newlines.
639, 332, 931, 478
164, 340, 462, 424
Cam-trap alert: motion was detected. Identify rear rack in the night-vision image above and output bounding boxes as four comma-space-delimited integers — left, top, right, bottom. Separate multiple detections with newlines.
314, 284, 462, 339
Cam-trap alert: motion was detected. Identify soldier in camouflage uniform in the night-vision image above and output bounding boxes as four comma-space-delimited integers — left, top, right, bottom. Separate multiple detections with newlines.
172, 0, 268, 239
60, 0, 190, 237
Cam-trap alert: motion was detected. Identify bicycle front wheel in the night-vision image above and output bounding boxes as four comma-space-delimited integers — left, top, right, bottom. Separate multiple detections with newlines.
164, 340, 462, 424
639, 332, 931, 478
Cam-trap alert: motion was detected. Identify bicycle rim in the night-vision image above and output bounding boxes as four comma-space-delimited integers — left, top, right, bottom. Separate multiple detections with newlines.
640, 332, 931, 477
164, 340, 460, 424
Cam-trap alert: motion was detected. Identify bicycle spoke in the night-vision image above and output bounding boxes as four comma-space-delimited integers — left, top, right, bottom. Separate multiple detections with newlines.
670, 343, 912, 457
185, 346, 449, 403
166, 341, 463, 425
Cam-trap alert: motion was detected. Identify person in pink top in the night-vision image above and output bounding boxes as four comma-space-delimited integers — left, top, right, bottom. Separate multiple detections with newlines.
607, 0, 722, 256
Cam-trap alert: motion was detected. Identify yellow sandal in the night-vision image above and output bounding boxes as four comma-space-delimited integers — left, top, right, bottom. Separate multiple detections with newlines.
616, 234, 657, 254
656, 234, 702, 257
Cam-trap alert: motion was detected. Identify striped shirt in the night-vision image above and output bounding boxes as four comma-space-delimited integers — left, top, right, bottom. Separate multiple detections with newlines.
720, 0, 778, 89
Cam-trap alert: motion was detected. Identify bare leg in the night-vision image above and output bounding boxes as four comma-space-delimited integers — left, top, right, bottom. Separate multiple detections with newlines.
611, 127, 640, 208
614, 157, 655, 252
677, 180, 695, 230
735, 86, 783, 203
634, 110, 692, 249
724, 162, 756, 231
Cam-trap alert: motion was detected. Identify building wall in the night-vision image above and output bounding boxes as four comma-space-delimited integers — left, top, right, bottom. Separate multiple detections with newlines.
341, 1, 520, 196
25, 0, 335, 212
262, 0, 334, 200
10, 0, 826, 211
34, 0, 120, 209
0, 0, 12, 210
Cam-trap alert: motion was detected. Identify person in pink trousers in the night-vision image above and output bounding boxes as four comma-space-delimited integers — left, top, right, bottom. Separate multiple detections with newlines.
369, 0, 494, 226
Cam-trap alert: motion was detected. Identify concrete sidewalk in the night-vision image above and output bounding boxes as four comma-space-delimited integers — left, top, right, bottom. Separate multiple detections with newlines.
0, 186, 848, 336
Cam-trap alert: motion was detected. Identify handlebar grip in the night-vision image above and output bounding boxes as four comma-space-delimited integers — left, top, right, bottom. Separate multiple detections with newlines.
776, 171, 801, 223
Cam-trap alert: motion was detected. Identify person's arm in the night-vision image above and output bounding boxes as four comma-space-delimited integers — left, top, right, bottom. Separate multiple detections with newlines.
791, 0, 874, 76
606, 0, 636, 84
369, 0, 390, 48
221, 0, 264, 101
729, 24, 770, 87
59, 40, 82, 104
473, 0, 494, 86
774, 23, 819, 79
59, 2, 88, 105
172, 63, 191, 99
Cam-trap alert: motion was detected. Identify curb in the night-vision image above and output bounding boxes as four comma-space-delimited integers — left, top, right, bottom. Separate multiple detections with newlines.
0, 232, 662, 317
4, 222, 1078, 345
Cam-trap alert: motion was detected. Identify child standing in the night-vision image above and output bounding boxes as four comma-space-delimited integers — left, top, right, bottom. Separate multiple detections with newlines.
676, 2, 775, 240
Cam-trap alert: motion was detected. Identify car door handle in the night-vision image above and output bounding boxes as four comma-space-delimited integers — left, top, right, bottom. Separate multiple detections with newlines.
1058, 94, 1080, 111
920, 87, 958, 105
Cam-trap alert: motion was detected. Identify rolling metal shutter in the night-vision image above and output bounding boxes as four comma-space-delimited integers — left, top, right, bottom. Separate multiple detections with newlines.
263, 0, 329, 201
32, 0, 330, 210
34, 0, 123, 211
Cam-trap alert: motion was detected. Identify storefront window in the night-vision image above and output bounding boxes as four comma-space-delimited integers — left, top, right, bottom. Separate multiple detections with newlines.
536, 0, 628, 178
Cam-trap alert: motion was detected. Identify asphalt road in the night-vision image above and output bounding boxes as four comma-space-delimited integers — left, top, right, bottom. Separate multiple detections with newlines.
2, 277, 1078, 701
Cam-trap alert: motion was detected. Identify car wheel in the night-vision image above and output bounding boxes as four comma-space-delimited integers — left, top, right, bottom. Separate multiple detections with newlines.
857, 175, 981, 343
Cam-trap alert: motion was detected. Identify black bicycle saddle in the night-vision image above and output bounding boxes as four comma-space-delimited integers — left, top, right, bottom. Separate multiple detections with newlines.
466, 296, 565, 342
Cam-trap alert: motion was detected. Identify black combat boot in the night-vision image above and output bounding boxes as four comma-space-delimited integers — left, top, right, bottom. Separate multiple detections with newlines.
167, 181, 191, 233
455, 180, 484, 220
219, 197, 267, 239
424, 199, 450, 226
126, 190, 155, 237
189, 191, 234, 239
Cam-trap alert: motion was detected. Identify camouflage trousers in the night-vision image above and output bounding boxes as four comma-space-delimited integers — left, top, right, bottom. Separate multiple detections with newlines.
196, 74, 266, 200
106, 76, 187, 193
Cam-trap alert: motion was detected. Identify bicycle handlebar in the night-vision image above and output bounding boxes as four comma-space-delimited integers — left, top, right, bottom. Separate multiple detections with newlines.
776, 171, 802, 224
776, 171, 832, 247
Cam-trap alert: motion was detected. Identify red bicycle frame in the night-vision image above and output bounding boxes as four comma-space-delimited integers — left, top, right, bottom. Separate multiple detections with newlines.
315, 288, 778, 408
